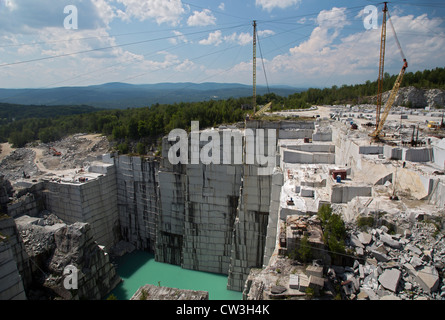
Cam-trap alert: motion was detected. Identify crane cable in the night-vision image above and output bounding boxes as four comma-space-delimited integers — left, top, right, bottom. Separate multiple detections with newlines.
256, 31, 270, 95
387, 11, 406, 61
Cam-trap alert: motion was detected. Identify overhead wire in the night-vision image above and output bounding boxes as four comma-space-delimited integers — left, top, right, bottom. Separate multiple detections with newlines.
256, 32, 270, 94
0, 23, 250, 68
0, 23, 252, 104
1, 2, 441, 99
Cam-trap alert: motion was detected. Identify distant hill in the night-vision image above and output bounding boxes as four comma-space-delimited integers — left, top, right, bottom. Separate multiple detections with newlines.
0, 82, 304, 109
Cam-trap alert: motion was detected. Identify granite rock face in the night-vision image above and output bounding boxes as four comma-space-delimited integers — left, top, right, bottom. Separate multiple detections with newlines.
115, 155, 160, 252
0, 241, 27, 300
16, 215, 120, 300
375, 86, 445, 108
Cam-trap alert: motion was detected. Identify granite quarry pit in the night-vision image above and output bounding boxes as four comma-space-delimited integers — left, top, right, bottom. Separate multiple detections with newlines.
0, 105, 445, 300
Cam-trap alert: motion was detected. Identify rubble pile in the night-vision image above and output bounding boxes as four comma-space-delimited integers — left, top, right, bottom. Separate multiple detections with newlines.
330, 210, 445, 300
0, 149, 41, 181
39, 134, 111, 171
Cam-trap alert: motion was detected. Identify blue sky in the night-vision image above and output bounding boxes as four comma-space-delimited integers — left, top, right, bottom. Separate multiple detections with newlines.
0, 0, 444, 88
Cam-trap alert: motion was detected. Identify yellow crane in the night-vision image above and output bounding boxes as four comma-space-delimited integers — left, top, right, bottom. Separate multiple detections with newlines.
370, 2, 407, 141
370, 65, 407, 139
255, 102, 272, 117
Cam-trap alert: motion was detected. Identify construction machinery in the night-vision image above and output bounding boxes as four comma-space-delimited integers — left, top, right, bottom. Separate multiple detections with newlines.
50, 147, 61, 156
254, 102, 272, 117
370, 65, 407, 139
369, 2, 407, 141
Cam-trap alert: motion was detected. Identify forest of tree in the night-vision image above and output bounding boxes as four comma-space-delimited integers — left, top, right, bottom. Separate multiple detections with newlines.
270, 67, 445, 111
0, 97, 252, 151
0, 67, 443, 152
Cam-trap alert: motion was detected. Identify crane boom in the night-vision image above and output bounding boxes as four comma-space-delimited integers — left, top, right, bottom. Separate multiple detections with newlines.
370, 2, 407, 141
376, 2, 388, 129
370, 65, 406, 138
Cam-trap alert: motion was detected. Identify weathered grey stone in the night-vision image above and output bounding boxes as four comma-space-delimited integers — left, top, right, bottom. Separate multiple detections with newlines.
380, 234, 402, 249
350, 234, 364, 248
410, 256, 423, 268
358, 232, 372, 245
359, 264, 365, 279
289, 274, 300, 290
404, 229, 412, 238
406, 244, 422, 256
353, 260, 360, 270
416, 266, 439, 293
271, 285, 287, 294
306, 265, 323, 278
378, 269, 401, 292
363, 274, 378, 291
371, 249, 390, 262
380, 294, 402, 300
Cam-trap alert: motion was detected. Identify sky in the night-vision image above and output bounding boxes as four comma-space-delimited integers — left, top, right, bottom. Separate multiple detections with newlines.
0, 0, 444, 89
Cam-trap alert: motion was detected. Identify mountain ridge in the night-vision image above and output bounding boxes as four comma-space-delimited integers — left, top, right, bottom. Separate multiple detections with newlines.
0, 82, 304, 109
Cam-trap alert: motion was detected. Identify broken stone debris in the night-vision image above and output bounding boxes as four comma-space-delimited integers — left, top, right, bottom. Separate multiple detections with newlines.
334, 219, 445, 300
378, 269, 401, 292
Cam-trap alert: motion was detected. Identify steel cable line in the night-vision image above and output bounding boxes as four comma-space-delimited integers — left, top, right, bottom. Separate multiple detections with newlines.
0, 23, 250, 68
258, 5, 367, 25
0, 28, 218, 102
0, 20, 251, 49
0, 24, 251, 104
256, 32, 270, 95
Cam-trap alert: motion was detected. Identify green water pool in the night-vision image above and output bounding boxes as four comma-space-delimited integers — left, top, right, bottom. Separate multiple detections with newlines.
110, 251, 243, 300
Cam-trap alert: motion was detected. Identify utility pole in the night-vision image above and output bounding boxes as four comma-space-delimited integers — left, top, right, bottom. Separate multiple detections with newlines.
376, 2, 388, 131
252, 20, 257, 114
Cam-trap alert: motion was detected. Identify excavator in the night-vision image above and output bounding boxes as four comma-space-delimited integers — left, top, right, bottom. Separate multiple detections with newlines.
369, 2, 407, 141
50, 147, 61, 156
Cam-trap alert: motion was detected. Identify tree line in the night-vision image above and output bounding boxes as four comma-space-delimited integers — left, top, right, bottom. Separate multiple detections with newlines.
0, 97, 252, 151
0, 66, 443, 152
269, 66, 445, 111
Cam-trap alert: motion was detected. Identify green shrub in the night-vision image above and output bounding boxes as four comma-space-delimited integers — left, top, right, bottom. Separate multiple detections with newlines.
298, 235, 313, 262
357, 216, 374, 230
318, 204, 346, 257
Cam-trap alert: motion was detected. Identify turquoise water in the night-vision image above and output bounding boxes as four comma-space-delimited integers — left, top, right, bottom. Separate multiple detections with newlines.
110, 251, 243, 300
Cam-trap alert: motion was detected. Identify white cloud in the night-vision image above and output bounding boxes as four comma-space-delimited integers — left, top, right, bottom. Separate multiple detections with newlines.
0, 0, 113, 33
199, 30, 223, 46
187, 9, 216, 27
224, 32, 251, 46
175, 59, 195, 72
91, 0, 116, 27
115, 0, 185, 26
256, 0, 301, 11
263, 8, 445, 87
316, 7, 350, 29
258, 29, 275, 37
218, 3, 225, 11
3, 0, 17, 11
169, 30, 189, 45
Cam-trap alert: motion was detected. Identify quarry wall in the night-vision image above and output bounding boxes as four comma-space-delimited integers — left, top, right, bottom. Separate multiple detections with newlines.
43, 164, 119, 250
2, 118, 444, 299
0, 241, 27, 300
